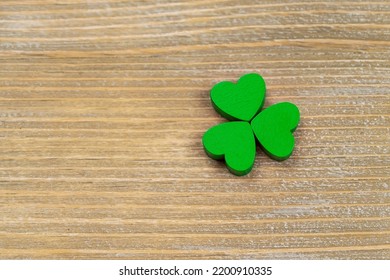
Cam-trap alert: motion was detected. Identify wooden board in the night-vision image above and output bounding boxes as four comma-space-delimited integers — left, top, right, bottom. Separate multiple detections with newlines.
0, 0, 389, 259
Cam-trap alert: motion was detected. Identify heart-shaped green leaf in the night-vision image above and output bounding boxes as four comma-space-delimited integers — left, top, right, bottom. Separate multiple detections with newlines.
211, 73, 266, 122
251, 102, 300, 161
202, 121, 256, 176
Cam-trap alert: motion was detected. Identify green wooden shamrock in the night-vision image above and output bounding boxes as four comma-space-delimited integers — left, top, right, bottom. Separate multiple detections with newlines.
202, 73, 300, 176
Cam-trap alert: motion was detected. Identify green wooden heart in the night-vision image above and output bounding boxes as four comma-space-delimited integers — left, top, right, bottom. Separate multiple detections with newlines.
202, 121, 256, 176
210, 73, 266, 122
251, 102, 300, 161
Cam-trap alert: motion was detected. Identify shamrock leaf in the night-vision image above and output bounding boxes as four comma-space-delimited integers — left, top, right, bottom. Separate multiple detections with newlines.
203, 73, 300, 176
211, 73, 266, 121
202, 122, 256, 176
251, 102, 300, 161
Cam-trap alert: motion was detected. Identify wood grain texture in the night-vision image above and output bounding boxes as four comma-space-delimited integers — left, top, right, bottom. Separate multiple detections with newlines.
0, 0, 389, 259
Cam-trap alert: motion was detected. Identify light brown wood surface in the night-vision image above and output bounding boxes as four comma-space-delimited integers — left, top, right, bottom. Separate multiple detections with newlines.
1, 0, 390, 260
